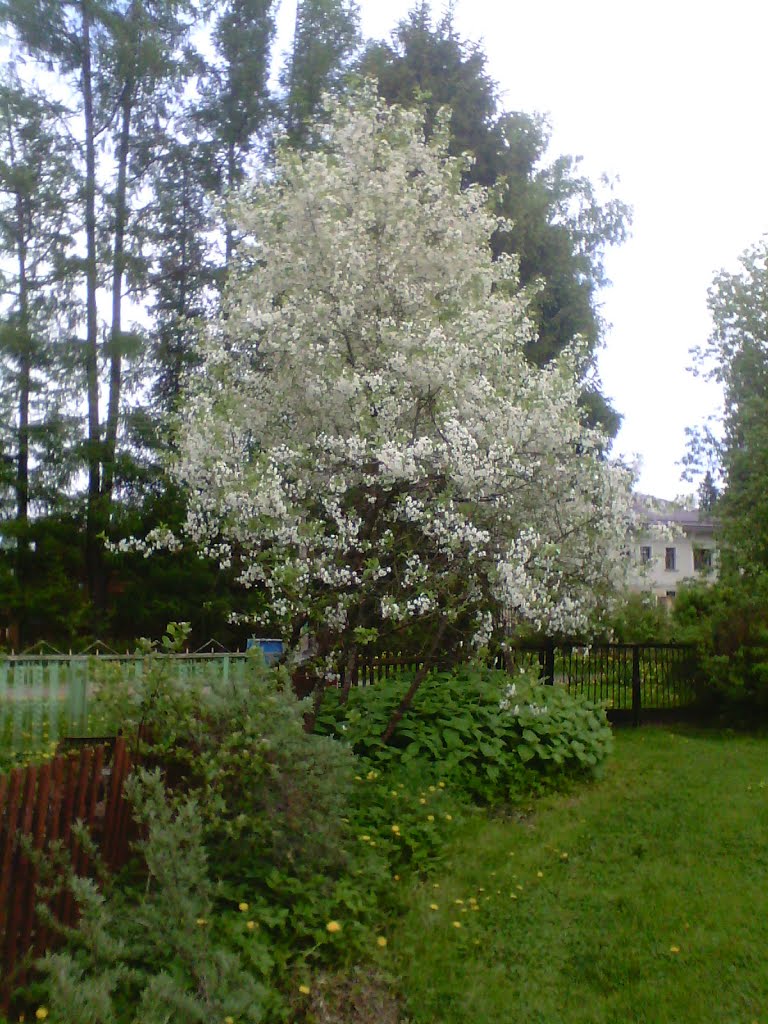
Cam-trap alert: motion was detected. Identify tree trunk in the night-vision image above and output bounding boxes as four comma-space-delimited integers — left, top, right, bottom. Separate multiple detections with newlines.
102, 80, 133, 507
225, 138, 236, 264
339, 644, 358, 704
13, 169, 29, 534
381, 617, 447, 744
81, 0, 104, 615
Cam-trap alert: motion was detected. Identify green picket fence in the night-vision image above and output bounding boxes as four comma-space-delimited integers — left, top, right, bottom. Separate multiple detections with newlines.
0, 654, 251, 763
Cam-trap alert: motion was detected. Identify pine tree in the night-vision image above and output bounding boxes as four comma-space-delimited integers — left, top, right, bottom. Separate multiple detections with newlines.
361, 2, 630, 434
281, 0, 361, 146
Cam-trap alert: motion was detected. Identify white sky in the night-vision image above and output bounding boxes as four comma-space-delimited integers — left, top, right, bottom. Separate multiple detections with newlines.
278, 0, 768, 500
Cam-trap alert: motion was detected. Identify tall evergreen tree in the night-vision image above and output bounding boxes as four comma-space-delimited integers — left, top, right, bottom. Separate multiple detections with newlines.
281, 0, 361, 146
0, 74, 81, 639
0, 0, 200, 619
195, 0, 277, 263
361, 3, 630, 434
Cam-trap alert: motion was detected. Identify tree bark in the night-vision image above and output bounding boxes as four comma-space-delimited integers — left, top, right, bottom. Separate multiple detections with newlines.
381, 617, 447, 744
81, 0, 104, 614
102, 78, 133, 507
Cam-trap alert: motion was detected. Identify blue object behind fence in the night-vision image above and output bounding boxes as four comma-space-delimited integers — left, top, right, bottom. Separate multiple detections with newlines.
246, 638, 284, 665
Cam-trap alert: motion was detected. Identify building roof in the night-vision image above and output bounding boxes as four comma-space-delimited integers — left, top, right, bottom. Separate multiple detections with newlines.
633, 496, 716, 535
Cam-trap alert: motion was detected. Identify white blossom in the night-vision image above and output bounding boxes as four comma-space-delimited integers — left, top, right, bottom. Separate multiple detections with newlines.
165, 86, 632, 660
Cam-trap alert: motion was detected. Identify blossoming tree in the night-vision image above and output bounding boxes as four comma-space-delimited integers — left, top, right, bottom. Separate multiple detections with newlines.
172, 86, 632, 726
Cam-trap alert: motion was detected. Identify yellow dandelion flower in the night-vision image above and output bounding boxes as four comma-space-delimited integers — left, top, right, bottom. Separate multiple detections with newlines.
510, 894, 517, 900
454, 898, 464, 904
247, 921, 256, 930
419, 798, 427, 805
196, 918, 207, 926
390, 790, 398, 797
428, 785, 436, 792
471, 905, 479, 912
437, 781, 445, 788
536, 871, 543, 878
477, 886, 485, 892
452, 920, 462, 928
393, 874, 400, 881
225, 1017, 235, 1023
238, 902, 249, 912
427, 814, 435, 822
516, 884, 523, 891
354, 775, 362, 781
391, 824, 400, 833
299, 984, 311, 995
326, 920, 342, 933
560, 852, 569, 861
669, 945, 680, 954
429, 903, 439, 910
35, 1011, 49, 1022
444, 814, 452, 821
359, 834, 371, 842
377, 936, 388, 948
468, 897, 477, 905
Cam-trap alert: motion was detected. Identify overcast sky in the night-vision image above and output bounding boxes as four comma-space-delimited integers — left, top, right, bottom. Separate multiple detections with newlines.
278, 0, 768, 500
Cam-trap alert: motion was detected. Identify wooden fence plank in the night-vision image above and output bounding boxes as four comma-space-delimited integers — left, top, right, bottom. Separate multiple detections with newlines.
0, 742, 137, 1013
4, 766, 37, 1000
34, 755, 64, 959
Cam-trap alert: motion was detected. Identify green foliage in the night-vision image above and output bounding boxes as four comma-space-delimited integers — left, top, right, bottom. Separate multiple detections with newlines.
65, 636, 451, 1018
32, 770, 274, 1024
281, 0, 361, 146
361, 2, 630, 435
316, 666, 613, 803
605, 591, 674, 643
673, 578, 768, 714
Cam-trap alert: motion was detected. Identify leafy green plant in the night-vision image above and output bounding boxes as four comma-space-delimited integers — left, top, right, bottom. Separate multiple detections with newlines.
25, 634, 438, 1019
316, 666, 613, 804
673, 577, 768, 715
29, 770, 276, 1024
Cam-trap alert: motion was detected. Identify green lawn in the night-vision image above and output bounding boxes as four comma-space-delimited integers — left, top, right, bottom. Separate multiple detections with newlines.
392, 728, 768, 1024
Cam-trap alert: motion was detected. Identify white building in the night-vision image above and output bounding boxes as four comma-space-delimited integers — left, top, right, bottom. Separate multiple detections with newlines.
629, 502, 718, 605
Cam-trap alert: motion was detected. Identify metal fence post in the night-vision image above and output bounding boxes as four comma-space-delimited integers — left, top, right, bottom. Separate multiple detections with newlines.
632, 645, 642, 726
544, 639, 555, 686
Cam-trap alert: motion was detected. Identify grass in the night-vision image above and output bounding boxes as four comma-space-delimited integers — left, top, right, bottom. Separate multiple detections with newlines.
391, 727, 768, 1024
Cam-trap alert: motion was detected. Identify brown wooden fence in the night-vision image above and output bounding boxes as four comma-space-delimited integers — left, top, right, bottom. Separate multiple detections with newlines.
0, 737, 133, 1013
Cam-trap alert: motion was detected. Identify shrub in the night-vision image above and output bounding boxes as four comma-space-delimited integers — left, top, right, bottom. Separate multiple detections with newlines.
315, 666, 613, 803
31, 770, 277, 1024
22, 633, 453, 1020
673, 577, 768, 715
604, 590, 675, 643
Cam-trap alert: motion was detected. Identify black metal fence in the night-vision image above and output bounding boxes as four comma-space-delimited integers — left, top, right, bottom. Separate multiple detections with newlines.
500, 640, 697, 725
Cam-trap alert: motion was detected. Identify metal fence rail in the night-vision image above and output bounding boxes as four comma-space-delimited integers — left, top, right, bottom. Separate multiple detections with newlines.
1, 641, 698, 756
501, 640, 696, 723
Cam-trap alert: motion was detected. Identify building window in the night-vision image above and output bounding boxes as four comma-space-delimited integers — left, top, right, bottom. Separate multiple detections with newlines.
665, 547, 676, 571
693, 547, 713, 571
640, 545, 652, 564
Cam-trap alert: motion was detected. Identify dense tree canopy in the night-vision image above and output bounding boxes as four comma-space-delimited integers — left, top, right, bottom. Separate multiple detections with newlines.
164, 91, 632, 692
0, 0, 632, 648
360, 3, 630, 434
690, 239, 768, 572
